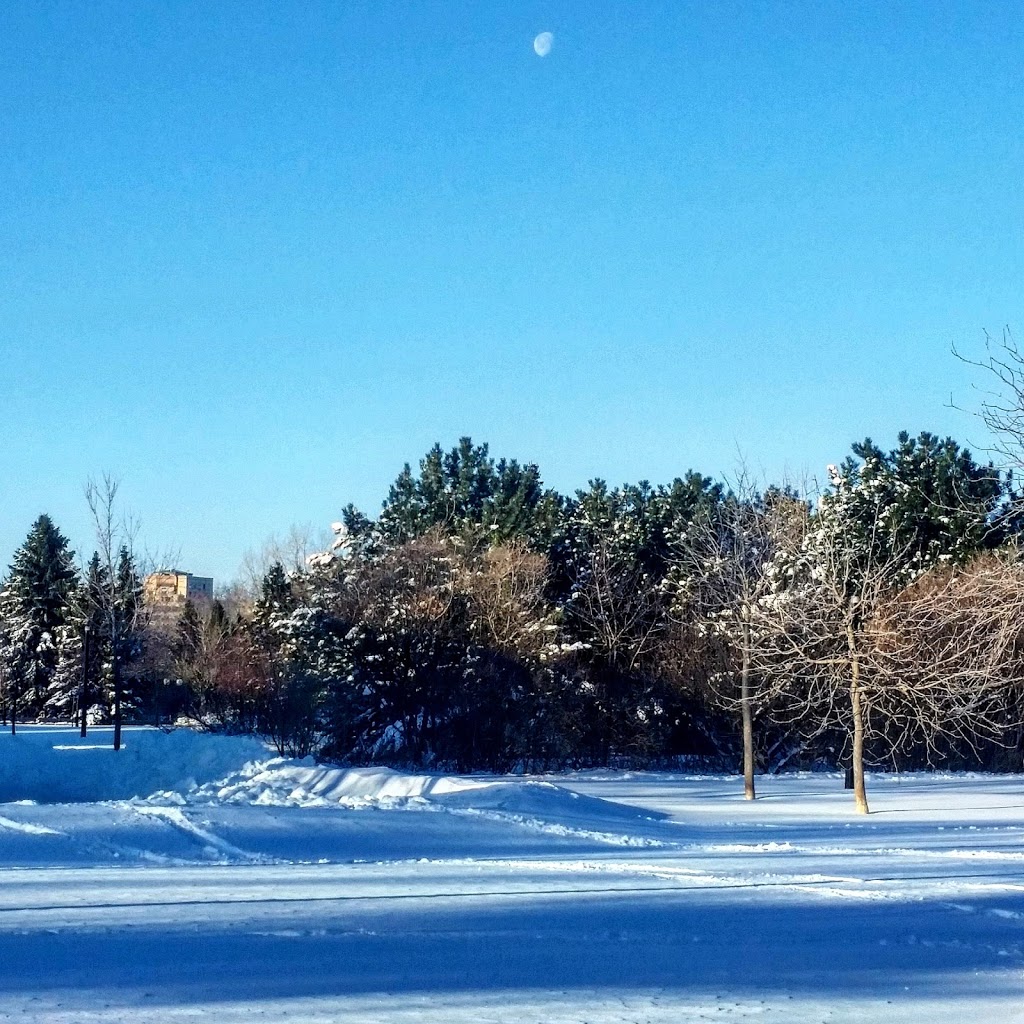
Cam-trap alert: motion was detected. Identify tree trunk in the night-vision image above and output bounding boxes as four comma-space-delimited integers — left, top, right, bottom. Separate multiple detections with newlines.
848, 625, 869, 814
741, 616, 755, 800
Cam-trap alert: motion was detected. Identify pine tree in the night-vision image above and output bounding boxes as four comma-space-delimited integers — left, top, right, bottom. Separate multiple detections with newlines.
251, 563, 296, 641
44, 620, 84, 721
74, 553, 110, 727
378, 438, 555, 548
0, 515, 78, 724
836, 432, 1003, 576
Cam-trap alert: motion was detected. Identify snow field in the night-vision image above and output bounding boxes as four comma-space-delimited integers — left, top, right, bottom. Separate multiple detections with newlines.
1, 727, 1023, 1023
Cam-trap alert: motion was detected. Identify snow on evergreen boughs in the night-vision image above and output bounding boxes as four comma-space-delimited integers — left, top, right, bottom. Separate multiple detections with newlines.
1, 515, 78, 721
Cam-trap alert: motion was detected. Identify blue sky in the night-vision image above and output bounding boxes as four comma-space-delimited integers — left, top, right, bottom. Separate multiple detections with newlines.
2, 0, 1022, 585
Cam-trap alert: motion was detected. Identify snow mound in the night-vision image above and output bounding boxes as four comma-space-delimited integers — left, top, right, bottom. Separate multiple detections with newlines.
0, 726, 269, 803
151, 760, 665, 833
436, 778, 662, 822
154, 761, 485, 807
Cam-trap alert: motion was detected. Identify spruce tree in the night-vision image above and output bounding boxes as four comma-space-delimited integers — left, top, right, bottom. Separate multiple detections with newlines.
0, 515, 78, 724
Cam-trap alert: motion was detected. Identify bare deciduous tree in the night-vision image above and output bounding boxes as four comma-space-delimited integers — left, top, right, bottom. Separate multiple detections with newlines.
459, 541, 555, 659
753, 482, 924, 813
955, 327, 1024, 472
873, 550, 1024, 765
238, 523, 332, 598
672, 486, 809, 799
84, 475, 146, 752
756, 489, 1024, 813
568, 537, 664, 674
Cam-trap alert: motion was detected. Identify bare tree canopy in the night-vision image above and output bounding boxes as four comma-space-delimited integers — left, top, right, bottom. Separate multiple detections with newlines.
955, 327, 1024, 473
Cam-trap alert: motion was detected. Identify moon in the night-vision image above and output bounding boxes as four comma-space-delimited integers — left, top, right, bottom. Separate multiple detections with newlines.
533, 31, 553, 57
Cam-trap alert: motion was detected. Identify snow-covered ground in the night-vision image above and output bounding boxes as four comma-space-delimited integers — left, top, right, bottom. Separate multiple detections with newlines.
1, 727, 1022, 1023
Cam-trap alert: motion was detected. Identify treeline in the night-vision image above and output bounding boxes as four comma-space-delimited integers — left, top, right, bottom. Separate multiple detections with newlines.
4, 431, 1024, 809
233, 433, 1024, 811
0, 512, 145, 744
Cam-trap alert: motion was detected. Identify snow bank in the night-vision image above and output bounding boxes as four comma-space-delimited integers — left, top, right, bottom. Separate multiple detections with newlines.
170, 761, 495, 807
146, 759, 667, 845
0, 725, 269, 803
170, 761, 660, 818
0, 728, 663, 844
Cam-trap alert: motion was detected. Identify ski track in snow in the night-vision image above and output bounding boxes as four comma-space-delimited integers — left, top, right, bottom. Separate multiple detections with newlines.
0, 815, 62, 836
129, 805, 279, 864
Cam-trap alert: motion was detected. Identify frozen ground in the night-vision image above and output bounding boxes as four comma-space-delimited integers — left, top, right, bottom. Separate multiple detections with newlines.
1, 727, 1022, 1023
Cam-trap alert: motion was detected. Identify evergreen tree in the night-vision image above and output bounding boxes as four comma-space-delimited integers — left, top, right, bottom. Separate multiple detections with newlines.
378, 438, 555, 547
78, 552, 110, 724
110, 545, 145, 722
174, 600, 204, 679
250, 563, 297, 641
835, 432, 1003, 576
0, 515, 78, 723
552, 475, 724, 660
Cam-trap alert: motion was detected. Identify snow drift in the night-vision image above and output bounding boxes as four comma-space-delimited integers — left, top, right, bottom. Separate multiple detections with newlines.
169, 759, 663, 820
144, 759, 669, 846
0, 725, 268, 803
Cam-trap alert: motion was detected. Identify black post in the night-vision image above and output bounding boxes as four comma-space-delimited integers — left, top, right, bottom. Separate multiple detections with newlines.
7, 662, 16, 736
79, 625, 91, 738
113, 651, 122, 752
844, 766, 855, 789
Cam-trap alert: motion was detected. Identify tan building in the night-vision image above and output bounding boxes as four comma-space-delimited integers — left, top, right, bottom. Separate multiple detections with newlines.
144, 570, 214, 631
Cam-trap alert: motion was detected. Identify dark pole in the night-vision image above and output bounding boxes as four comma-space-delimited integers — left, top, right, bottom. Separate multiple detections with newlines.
79, 625, 91, 738
113, 645, 122, 752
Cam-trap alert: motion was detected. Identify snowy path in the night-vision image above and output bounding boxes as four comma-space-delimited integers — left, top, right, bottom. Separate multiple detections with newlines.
1, 857, 1022, 1023
0, 730, 1022, 1022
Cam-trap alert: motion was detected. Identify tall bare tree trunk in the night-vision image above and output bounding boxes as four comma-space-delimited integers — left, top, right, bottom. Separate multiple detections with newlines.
741, 615, 755, 800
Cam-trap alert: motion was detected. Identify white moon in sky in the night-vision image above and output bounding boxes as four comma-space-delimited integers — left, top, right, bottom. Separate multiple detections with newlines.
533, 31, 553, 57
